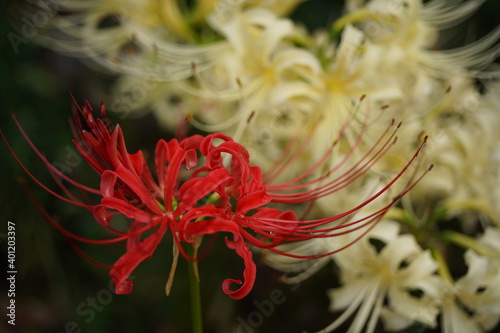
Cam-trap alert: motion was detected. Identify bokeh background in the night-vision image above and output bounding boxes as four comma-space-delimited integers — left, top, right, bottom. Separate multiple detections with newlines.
1, 1, 499, 332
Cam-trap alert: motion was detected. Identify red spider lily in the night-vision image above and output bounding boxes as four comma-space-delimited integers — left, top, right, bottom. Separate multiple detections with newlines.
1, 96, 430, 300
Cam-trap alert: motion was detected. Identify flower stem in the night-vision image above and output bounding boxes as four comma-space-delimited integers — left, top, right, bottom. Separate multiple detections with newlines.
440, 230, 497, 257
187, 243, 203, 333
429, 246, 453, 284
330, 9, 370, 35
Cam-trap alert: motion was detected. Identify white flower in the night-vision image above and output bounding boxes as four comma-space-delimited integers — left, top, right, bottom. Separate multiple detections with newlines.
477, 227, 500, 258
440, 250, 500, 333
196, 8, 321, 136
344, 0, 500, 77
396, 76, 500, 227
17, 0, 311, 81
316, 220, 440, 333
482, 82, 500, 226
111, 76, 208, 132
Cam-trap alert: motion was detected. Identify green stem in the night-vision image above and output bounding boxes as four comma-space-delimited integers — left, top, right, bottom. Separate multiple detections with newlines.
441, 230, 497, 257
187, 243, 203, 333
330, 9, 370, 37
429, 246, 453, 284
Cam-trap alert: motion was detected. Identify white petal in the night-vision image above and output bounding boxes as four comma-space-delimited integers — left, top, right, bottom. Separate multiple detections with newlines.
368, 220, 401, 243
479, 227, 500, 252
399, 250, 438, 285
328, 278, 371, 311
442, 300, 483, 333
348, 280, 383, 333
381, 234, 420, 272
380, 308, 419, 332
387, 285, 440, 327
273, 48, 321, 74
319, 283, 368, 333
456, 250, 489, 294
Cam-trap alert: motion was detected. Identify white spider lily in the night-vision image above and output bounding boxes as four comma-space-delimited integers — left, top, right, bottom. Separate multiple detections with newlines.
440, 250, 500, 333
315, 221, 440, 333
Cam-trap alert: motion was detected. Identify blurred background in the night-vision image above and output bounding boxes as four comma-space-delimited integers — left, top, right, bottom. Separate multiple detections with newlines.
1, 1, 499, 332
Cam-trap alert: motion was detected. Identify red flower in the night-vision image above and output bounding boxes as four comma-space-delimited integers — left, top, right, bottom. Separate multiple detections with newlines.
1, 96, 430, 299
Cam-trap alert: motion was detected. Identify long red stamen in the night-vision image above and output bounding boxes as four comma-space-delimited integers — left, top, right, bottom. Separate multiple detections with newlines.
267, 120, 399, 203
1, 131, 93, 209
249, 159, 431, 244
7, 115, 100, 195
259, 168, 434, 260
263, 116, 323, 183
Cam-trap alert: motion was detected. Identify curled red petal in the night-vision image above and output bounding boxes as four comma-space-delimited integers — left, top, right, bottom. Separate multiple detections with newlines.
163, 149, 186, 212
100, 197, 153, 223
252, 207, 298, 221
179, 205, 227, 232
245, 166, 265, 193
199, 133, 234, 156
92, 206, 113, 226
112, 166, 164, 215
183, 218, 256, 299
154, 139, 169, 191
179, 135, 203, 151
166, 139, 181, 161
100, 170, 117, 197
129, 150, 145, 176
185, 149, 198, 169
235, 189, 272, 213
222, 235, 256, 300
177, 168, 233, 215
111, 222, 169, 294
114, 280, 134, 294
126, 221, 145, 251
106, 128, 123, 169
